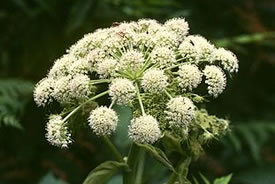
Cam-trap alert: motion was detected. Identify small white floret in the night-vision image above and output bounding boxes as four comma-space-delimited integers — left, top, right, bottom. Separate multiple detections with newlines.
33, 77, 55, 107
150, 47, 176, 67
164, 18, 189, 41
165, 96, 195, 127
109, 78, 136, 105
88, 106, 118, 136
211, 48, 239, 73
177, 64, 202, 91
141, 69, 168, 93
46, 115, 72, 148
203, 65, 227, 97
128, 115, 162, 144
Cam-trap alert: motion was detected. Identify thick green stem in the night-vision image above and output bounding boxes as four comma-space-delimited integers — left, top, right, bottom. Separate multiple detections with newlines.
168, 172, 177, 184
123, 143, 141, 184
102, 136, 123, 162
135, 83, 145, 115
135, 149, 146, 184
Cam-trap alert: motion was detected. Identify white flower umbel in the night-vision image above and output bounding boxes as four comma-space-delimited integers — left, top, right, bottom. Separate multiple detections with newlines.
46, 115, 72, 148
150, 47, 176, 67
52, 75, 72, 104
211, 48, 239, 73
34, 18, 239, 149
88, 106, 118, 136
164, 18, 189, 41
185, 35, 216, 61
95, 58, 118, 78
48, 54, 76, 78
109, 78, 136, 105
203, 65, 227, 97
69, 74, 91, 101
141, 69, 168, 93
33, 77, 55, 107
165, 96, 195, 127
177, 64, 202, 91
128, 115, 162, 144
119, 50, 145, 71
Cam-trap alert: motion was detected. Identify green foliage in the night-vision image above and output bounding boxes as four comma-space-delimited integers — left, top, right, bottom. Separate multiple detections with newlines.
215, 32, 275, 53
193, 173, 232, 184
136, 143, 175, 172
0, 79, 34, 129
234, 164, 275, 184
224, 121, 275, 162
83, 161, 127, 184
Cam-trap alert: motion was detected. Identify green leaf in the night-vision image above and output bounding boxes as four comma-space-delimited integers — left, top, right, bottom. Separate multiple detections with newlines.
136, 143, 175, 172
162, 132, 183, 154
213, 174, 232, 184
178, 158, 192, 184
83, 161, 127, 184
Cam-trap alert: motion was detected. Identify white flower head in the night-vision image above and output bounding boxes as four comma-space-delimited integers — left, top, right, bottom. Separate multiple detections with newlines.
101, 36, 124, 55
109, 78, 136, 105
69, 74, 91, 101
68, 28, 112, 57
136, 19, 162, 33
133, 32, 155, 49
185, 35, 216, 61
150, 47, 176, 67
69, 59, 89, 75
177, 64, 202, 91
211, 48, 239, 73
46, 115, 72, 148
178, 40, 198, 61
33, 77, 55, 107
68, 33, 95, 58
85, 48, 106, 69
164, 18, 189, 40
128, 115, 162, 144
95, 58, 118, 78
141, 69, 168, 93
153, 28, 178, 48
48, 54, 76, 78
119, 50, 145, 71
91, 28, 114, 47
113, 22, 136, 42
165, 96, 195, 127
52, 75, 72, 104
203, 65, 227, 97
88, 106, 118, 136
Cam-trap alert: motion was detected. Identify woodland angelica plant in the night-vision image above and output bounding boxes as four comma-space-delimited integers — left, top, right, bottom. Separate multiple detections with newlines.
34, 18, 239, 183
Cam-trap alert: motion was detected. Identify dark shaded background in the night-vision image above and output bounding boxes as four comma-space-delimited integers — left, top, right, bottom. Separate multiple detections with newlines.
0, 0, 275, 184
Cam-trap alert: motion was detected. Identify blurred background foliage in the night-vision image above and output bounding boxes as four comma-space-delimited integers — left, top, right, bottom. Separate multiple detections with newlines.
0, 0, 275, 183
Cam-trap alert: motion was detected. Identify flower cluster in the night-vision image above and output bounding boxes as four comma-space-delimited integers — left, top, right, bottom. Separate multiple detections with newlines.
34, 18, 238, 148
